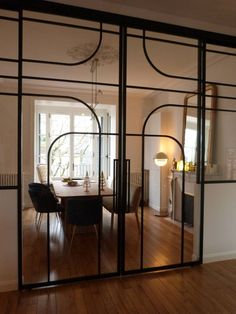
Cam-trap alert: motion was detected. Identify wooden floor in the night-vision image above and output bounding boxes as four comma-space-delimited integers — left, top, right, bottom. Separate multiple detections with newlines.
22, 206, 194, 284
1, 259, 236, 313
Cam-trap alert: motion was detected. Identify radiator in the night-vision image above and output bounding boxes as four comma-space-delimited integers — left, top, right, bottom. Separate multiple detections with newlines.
130, 170, 149, 205
0, 173, 17, 186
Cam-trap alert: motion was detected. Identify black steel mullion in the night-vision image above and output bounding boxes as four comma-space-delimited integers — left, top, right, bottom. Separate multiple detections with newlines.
22, 75, 236, 99
0, 75, 18, 81
118, 25, 127, 275
141, 133, 145, 269
142, 105, 186, 267
3, 0, 234, 292
199, 40, 206, 264
47, 213, 50, 282
98, 128, 102, 275
0, 92, 18, 96
128, 32, 197, 48
2, 1, 236, 47
206, 80, 236, 89
0, 57, 18, 62
23, 16, 118, 35
180, 164, 185, 264
0, 14, 18, 21
22, 76, 119, 88
22, 23, 103, 66
10, 1, 236, 48
207, 48, 236, 57
17, 7, 23, 290
127, 85, 196, 94
143, 30, 197, 82
196, 43, 202, 183
21, 75, 236, 100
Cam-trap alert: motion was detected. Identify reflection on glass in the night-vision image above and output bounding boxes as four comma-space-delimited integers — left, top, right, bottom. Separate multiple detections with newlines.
183, 84, 217, 167
184, 116, 197, 163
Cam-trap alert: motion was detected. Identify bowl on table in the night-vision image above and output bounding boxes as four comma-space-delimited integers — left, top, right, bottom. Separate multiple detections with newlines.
67, 180, 78, 186
61, 177, 71, 183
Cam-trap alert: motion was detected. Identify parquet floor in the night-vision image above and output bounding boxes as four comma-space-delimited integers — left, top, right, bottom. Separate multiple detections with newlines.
1, 259, 236, 313
22, 206, 193, 284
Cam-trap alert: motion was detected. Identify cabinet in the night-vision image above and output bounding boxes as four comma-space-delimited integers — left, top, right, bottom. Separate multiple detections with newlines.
171, 171, 195, 226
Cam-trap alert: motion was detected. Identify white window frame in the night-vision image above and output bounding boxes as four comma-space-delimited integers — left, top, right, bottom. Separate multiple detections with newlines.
35, 99, 115, 180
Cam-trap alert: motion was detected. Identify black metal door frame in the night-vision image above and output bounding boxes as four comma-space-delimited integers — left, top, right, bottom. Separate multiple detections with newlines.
1, 0, 236, 290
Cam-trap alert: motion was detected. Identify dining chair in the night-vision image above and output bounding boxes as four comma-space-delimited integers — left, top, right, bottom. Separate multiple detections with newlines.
66, 196, 102, 250
102, 183, 141, 231
28, 182, 63, 230
36, 164, 47, 184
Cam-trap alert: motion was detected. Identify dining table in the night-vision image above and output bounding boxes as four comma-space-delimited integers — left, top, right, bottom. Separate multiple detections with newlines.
52, 179, 114, 231
53, 179, 113, 200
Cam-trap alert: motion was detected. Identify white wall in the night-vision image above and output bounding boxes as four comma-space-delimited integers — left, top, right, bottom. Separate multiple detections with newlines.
145, 112, 161, 211
0, 96, 17, 174
126, 94, 147, 172
204, 183, 236, 262
0, 190, 18, 292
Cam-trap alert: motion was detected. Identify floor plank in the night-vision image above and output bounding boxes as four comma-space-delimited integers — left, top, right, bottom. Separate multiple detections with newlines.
1, 260, 236, 313
22, 206, 194, 283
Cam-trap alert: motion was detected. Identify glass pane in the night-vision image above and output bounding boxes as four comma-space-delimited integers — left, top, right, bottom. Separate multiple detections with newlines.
22, 208, 48, 283
125, 28, 198, 270
37, 113, 47, 164
74, 116, 93, 177
50, 114, 70, 178
51, 139, 70, 178
74, 135, 93, 177
21, 9, 120, 286
74, 115, 93, 132
50, 114, 70, 140
0, 96, 17, 187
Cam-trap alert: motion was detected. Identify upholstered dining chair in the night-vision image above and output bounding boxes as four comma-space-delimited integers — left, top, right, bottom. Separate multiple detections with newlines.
66, 196, 103, 250
36, 164, 47, 184
28, 182, 63, 230
102, 183, 141, 231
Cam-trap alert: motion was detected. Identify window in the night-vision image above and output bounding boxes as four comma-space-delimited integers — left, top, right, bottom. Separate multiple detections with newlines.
184, 116, 197, 163
35, 100, 115, 179
184, 115, 210, 164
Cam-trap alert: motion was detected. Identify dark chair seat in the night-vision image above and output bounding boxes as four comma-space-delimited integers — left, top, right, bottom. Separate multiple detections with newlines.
66, 196, 102, 249
28, 182, 63, 229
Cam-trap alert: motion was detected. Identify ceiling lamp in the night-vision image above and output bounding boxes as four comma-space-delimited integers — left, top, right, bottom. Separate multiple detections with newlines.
67, 43, 118, 109
67, 43, 118, 66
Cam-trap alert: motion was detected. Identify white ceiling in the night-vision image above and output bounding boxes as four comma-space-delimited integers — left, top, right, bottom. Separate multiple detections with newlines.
49, 0, 236, 36
2, 1, 236, 96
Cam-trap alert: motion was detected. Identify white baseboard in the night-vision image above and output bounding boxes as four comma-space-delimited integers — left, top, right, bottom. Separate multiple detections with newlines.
149, 201, 159, 210
151, 206, 168, 216
0, 279, 18, 292
203, 250, 236, 263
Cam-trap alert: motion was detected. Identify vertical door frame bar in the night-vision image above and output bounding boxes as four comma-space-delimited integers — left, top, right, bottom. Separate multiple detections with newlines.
198, 39, 207, 263
118, 25, 127, 274
2, 0, 234, 289
17, 7, 23, 290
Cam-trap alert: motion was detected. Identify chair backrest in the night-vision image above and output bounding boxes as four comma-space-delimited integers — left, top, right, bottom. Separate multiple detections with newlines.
66, 196, 102, 227
126, 184, 142, 213
36, 164, 47, 184
102, 183, 141, 214
28, 182, 58, 213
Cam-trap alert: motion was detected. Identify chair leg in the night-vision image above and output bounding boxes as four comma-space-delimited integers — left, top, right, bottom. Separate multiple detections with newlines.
94, 224, 98, 239
69, 225, 77, 251
135, 212, 140, 233
36, 213, 43, 230
111, 212, 114, 229
56, 212, 60, 222
35, 212, 39, 226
